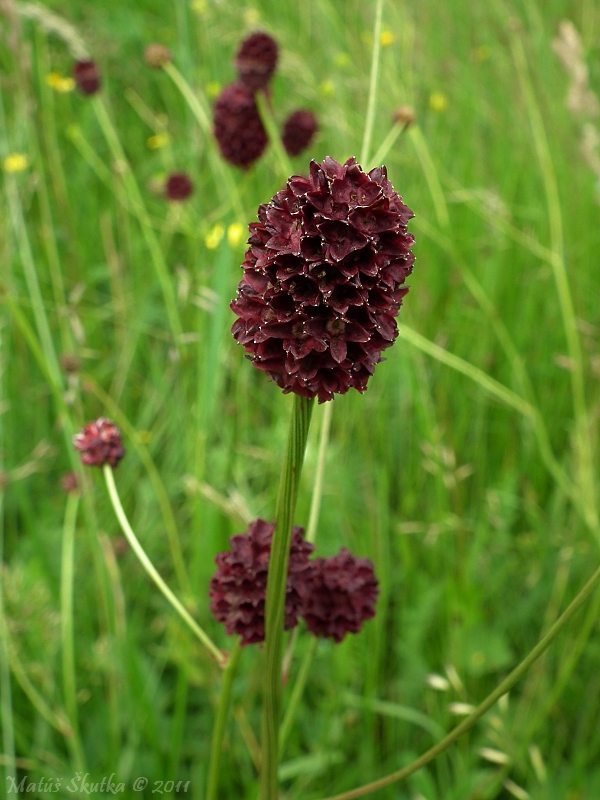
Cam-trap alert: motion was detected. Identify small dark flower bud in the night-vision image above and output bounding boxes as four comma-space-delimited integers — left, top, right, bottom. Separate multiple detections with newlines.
392, 105, 415, 127
60, 353, 81, 374
73, 418, 125, 468
144, 43, 172, 68
209, 518, 315, 645
165, 172, 194, 201
61, 471, 79, 494
281, 109, 318, 157
73, 60, 101, 95
234, 31, 278, 91
213, 81, 268, 168
298, 548, 379, 642
230, 156, 415, 401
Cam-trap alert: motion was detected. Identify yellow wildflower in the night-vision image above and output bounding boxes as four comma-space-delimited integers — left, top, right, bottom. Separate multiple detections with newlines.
190, 0, 207, 14
319, 80, 335, 97
206, 81, 222, 99
243, 7, 260, 25
46, 72, 75, 93
205, 223, 224, 250
429, 91, 448, 112
227, 223, 245, 247
334, 52, 350, 68
3, 153, 29, 173
147, 132, 171, 149
380, 30, 395, 47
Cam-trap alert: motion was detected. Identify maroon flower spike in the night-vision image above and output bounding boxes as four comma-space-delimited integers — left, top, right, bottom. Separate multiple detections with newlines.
298, 548, 379, 642
230, 156, 415, 402
73, 418, 125, 468
209, 518, 315, 645
234, 31, 279, 91
213, 81, 268, 169
165, 172, 194, 201
282, 110, 318, 157
73, 60, 101, 95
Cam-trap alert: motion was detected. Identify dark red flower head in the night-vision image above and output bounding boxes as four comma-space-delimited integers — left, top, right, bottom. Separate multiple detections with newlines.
61, 471, 79, 494
234, 31, 278, 91
73, 418, 125, 468
73, 60, 101, 95
165, 172, 194, 201
209, 518, 315, 645
230, 156, 415, 402
282, 110, 318, 157
213, 81, 268, 169
298, 548, 379, 642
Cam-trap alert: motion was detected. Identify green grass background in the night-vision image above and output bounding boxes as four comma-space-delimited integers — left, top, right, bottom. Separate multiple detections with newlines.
1, 0, 600, 797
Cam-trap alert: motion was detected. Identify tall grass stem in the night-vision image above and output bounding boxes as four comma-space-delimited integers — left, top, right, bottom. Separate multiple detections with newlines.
359, 0, 384, 166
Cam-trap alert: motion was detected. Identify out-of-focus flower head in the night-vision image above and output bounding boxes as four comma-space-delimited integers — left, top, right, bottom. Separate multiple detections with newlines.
234, 31, 278, 91
392, 106, 416, 127
73, 60, 101, 95
281, 109, 318, 157
165, 172, 194, 201
61, 471, 79, 494
3, 153, 28, 173
144, 43, 172, 68
230, 156, 414, 402
298, 548, 379, 642
73, 418, 125, 468
209, 518, 315, 645
213, 81, 268, 168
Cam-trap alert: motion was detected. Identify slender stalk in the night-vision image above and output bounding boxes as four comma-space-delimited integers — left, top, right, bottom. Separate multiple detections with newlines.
279, 636, 318, 751
60, 492, 86, 771
367, 121, 409, 172
255, 92, 293, 182
359, 0, 384, 166
319, 559, 600, 800
306, 401, 333, 545
205, 640, 243, 800
260, 394, 314, 800
102, 465, 226, 668
0, 492, 17, 791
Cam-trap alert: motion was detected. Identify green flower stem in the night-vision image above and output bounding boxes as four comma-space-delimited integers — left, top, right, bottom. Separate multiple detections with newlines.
319, 558, 600, 800
279, 636, 318, 752
260, 394, 315, 800
359, 0, 384, 166
102, 465, 226, 668
306, 401, 334, 545
367, 121, 409, 172
92, 97, 184, 351
205, 640, 243, 800
60, 492, 86, 771
255, 92, 292, 183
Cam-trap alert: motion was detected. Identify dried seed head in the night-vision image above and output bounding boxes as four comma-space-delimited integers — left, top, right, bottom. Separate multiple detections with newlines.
282, 109, 318, 157
60, 353, 81, 374
213, 81, 268, 168
392, 105, 416, 127
165, 172, 194, 201
73, 418, 125, 468
230, 156, 415, 401
209, 518, 315, 645
73, 60, 101, 95
144, 43, 172, 68
234, 31, 279, 91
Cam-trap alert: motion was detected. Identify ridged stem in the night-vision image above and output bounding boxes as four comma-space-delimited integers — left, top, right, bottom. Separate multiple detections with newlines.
260, 394, 314, 800
279, 636, 318, 751
102, 465, 226, 668
205, 640, 243, 800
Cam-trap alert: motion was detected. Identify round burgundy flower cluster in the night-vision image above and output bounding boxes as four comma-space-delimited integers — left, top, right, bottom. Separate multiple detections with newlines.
209, 519, 378, 645
73, 60, 101, 96
230, 156, 415, 402
165, 172, 194, 202
213, 31, 318, 168
73, 418, 125, 468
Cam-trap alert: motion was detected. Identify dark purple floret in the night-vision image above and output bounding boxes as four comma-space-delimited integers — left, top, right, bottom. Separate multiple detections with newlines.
73, 418, 125, 468
165, 172, 194, 201
234, 31, 279, 91
282, 110, 318, 157
230, 156, 415, 401
73, 60, 101, 95
213, 81, 268, 169
298, 548, 379, 642
209, 519, 315, 645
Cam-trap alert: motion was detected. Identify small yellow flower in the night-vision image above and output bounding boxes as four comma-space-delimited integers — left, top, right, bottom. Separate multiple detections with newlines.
243, 7, 260, 24
190, 0, 207, 14
227, 223, 245, 247
206, 81, 222, 99
429, 91, 448, 112
334, 52, 350, 68
3, 153, 29, 173
147, 132, 171, 150
319, 79, 335, 97
205, 223, 224, 250
380, 30, 395, 47
46, 72, 75, 93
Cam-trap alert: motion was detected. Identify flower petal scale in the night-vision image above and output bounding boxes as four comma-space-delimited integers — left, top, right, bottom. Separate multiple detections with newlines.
209, 519, 315, 646
73, 418, 125, 468
230, 156, 415, 401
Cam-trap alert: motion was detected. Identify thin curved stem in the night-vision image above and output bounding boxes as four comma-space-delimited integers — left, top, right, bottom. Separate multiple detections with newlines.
279, 636, 318, 752
102, 465, 226, 668
360, 0, 384, 166
255, 92, 293, 182
319, 558, 600, 799
367, 121, 408, 172
306, 401, 334, 545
